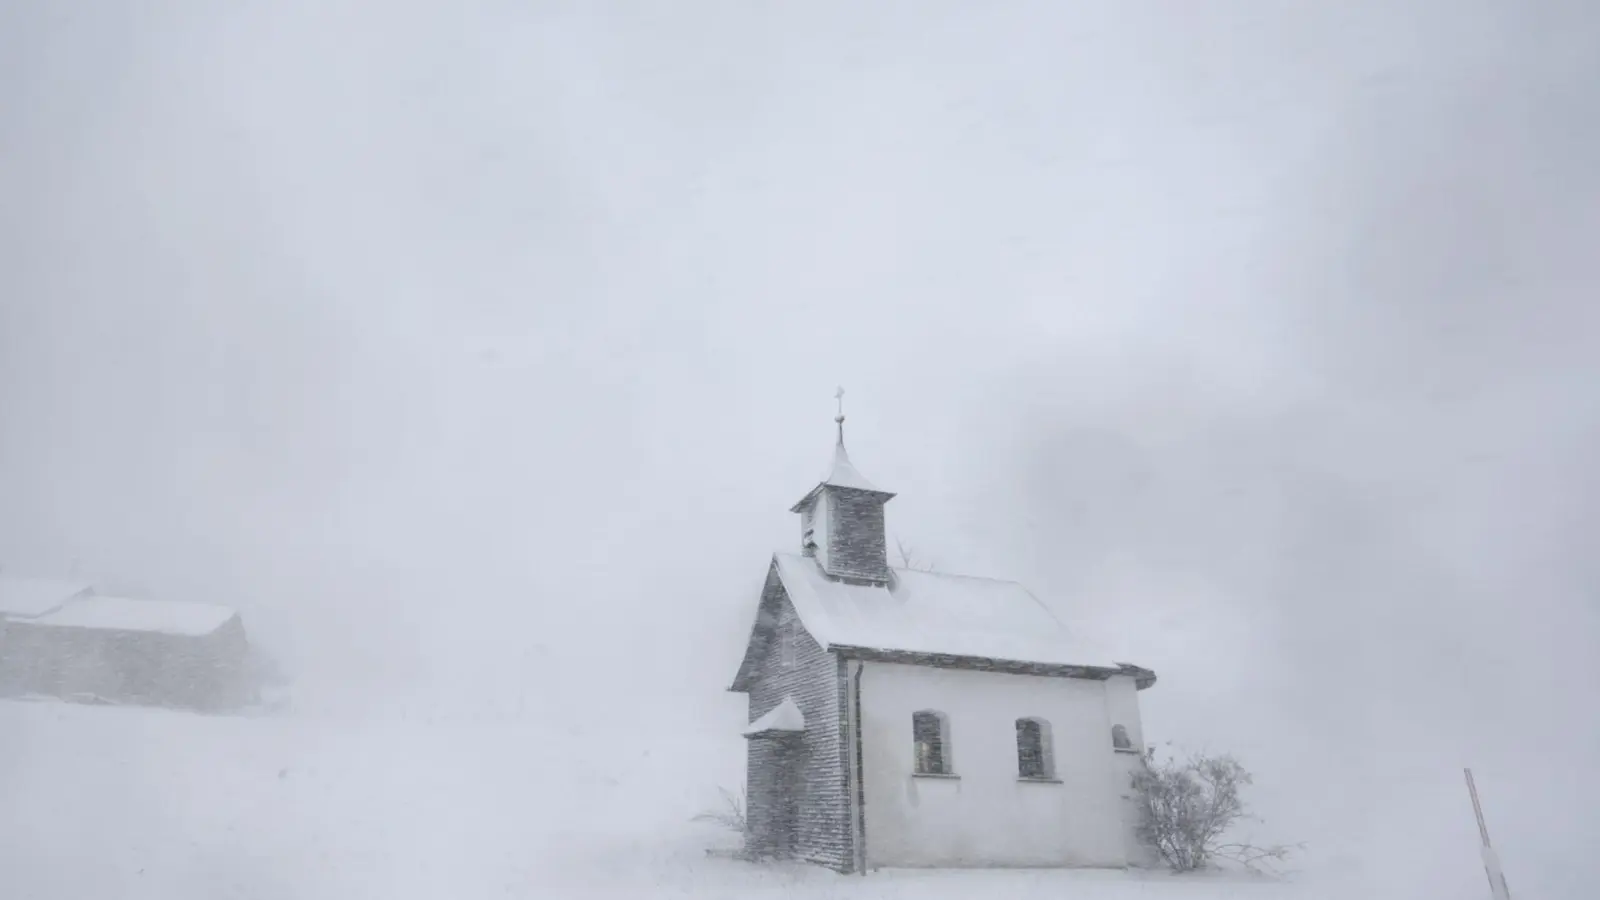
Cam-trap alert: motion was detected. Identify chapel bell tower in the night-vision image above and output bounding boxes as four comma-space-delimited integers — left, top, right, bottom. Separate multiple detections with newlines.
789, 388, 895, 584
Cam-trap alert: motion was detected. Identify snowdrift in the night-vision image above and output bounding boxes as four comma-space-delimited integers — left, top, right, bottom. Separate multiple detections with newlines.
0, 699, 1470, 899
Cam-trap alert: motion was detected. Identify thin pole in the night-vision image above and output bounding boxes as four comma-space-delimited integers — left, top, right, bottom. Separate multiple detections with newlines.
1465, 768, 1491, 846
1465, 768, 1512, 900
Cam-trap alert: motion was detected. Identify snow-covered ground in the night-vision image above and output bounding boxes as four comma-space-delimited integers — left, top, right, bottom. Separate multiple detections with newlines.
0, 698, 1386, 900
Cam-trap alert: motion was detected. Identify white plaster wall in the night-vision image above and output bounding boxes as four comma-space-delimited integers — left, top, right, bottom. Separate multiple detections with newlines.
807, 493, 831, 570
858, 662, 1133, 869
1103, 675, 1145, 752
1101, 674, 1157, 865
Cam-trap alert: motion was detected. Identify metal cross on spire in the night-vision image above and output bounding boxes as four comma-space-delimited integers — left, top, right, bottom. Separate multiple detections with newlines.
834, 386, 846, 444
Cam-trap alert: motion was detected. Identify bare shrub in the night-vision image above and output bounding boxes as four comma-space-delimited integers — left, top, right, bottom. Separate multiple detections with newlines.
893, 538, 938, 572
691, 786, 747, 832
1131, 746, 1299, 875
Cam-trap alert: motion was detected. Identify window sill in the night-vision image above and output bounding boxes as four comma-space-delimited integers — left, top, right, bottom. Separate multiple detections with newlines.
1017, 776, 1063, 784
911, 772, 961, 780
1114, 747, 1142, 755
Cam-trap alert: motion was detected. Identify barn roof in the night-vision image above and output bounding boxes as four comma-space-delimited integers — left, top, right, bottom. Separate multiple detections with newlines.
0, 575, 93, 618
29, 595, 240, 637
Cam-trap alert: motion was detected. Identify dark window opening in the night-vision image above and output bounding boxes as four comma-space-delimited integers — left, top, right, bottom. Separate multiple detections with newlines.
913, 710, 949, 774
1112, 724, 1133, 751
1016, 717, 1053, 778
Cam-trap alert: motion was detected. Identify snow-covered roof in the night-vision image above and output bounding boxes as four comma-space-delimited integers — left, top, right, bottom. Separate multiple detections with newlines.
0, 576, 93, 618
742, 696, 806, 736
789, 440, 893, 511
821, 441, 880, 492
29, 595, 240, 637
771, 552, 1121, 669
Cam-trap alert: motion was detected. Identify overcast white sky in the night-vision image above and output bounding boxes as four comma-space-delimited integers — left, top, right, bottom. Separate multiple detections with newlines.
2, 2, 1597, 896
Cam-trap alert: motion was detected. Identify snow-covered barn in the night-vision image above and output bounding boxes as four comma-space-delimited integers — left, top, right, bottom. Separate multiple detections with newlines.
727, 410, 1159, 873
0, 575, 253, 711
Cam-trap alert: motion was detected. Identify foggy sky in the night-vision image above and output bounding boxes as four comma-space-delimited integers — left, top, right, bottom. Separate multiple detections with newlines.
3, 2, 1597, 897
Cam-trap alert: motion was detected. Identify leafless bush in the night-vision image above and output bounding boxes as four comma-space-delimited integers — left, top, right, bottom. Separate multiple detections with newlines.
691, 786, 746, 833
893, 538, 938, 572
1131, 746, 1300, 875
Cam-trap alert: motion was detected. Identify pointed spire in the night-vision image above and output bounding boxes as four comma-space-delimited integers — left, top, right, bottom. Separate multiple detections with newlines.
819, 381, 883, 486
824, 437, 880, 492
789, 388, 894, 511
821, 386, 879, 492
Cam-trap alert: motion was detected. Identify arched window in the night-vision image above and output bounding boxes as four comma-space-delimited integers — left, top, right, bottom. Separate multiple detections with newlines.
912, 710, 951, 775
1016, 717, 1055, 779
1111, 724, 1133, 751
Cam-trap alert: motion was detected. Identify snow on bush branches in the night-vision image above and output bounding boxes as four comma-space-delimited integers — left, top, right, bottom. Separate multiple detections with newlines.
1130, 745, 1300, 875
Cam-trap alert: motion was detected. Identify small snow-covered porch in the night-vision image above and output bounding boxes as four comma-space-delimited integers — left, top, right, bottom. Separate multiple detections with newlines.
741, 696, 807, 860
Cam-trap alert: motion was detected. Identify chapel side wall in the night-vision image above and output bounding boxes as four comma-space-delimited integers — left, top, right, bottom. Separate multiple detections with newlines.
858, 661, 1128, 869
1103, 675, 1146, 754
1104, 675, 1159, 867
745, 585, 852, 870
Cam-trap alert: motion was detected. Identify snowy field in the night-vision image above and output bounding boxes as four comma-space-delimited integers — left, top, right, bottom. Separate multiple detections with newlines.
1, 699, 1397, 900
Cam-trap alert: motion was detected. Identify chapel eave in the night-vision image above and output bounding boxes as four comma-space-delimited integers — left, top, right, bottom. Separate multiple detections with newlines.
728, 556, 787, 693
787, 482, 897, 514
828, 645, 1158, 689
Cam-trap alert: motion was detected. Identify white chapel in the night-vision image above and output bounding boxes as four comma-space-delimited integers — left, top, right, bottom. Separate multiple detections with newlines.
727, 401, 1158, 872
